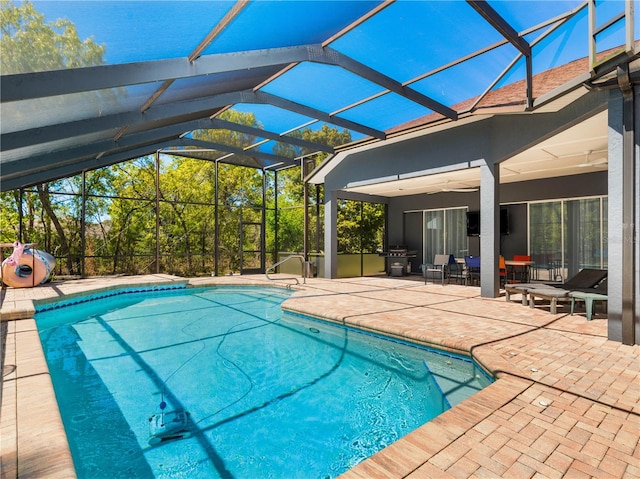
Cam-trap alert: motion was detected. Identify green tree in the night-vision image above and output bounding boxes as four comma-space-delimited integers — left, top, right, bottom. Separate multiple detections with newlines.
337, 200, 385, 254
0, 191, 21, 243
1, 0, 107, 274
106, 158, 157, 274
269, 124, 351, 255
191, 110, 266, 273
1, 0, 105, 74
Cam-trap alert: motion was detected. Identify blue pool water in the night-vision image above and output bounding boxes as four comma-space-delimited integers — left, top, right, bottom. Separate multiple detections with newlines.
35, 286, 492, 479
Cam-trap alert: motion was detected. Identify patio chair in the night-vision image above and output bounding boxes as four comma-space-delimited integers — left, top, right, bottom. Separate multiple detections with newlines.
570, 278, 608, 320
423, 254, 455, 285
499, 256, 507, 288
464, 255, 481, 286
527, 269, 607, 314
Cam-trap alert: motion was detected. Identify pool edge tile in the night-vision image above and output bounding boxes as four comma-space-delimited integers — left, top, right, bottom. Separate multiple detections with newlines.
341, 376, 530, 479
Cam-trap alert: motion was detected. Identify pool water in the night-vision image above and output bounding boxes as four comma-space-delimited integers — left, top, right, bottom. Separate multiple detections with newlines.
35, 286, 492, 479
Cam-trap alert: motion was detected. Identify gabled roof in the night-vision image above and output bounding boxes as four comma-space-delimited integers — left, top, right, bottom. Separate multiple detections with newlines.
1, 0, 637, 191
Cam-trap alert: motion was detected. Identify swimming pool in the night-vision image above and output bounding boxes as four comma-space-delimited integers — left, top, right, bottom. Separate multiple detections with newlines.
35, 286, 492, 479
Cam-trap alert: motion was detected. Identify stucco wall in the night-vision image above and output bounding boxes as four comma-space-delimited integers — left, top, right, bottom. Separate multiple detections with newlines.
388, 171, 607, 266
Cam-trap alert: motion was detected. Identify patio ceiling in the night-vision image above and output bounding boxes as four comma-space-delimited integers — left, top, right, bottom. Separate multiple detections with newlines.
1, 0, 638, 192
340, 108, 611, 198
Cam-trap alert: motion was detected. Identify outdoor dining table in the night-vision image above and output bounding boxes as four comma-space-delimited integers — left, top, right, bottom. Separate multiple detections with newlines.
505, 260, 535, 283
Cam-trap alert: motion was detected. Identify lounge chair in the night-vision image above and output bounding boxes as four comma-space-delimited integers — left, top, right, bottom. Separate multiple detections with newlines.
505, 281, 560, 305
505, 267, 606, 305
527, 269, 607, 314
570, 278, 608, 320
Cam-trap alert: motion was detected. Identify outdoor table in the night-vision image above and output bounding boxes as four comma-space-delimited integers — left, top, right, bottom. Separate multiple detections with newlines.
505, 260, 535, 283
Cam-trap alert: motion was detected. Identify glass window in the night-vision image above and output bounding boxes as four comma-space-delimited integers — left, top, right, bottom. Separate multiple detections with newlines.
446, 208, 468, 258
602, 197, 608, 268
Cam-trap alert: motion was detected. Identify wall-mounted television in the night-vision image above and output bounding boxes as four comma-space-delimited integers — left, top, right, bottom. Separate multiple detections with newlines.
500, 207, 510, 235
467, 211, 480, 236
466, 208, 510, 236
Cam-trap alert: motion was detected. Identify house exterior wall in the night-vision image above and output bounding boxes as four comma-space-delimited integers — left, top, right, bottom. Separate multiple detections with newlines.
389, 171, 608, 258
324, 91, 608, 278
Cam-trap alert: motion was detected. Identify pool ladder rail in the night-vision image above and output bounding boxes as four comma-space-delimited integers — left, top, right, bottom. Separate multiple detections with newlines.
265, 254, 309, 285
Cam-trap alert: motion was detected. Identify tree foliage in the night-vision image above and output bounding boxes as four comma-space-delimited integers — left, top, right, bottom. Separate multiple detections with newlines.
1, 0, 105, 74
1, 0, 107, 275
337, 200, 385, 254
0, 2, 387, 278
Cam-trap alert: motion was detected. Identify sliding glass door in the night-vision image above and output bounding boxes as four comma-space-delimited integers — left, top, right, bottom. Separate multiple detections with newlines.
529, 196, 607, 280
424, 207, 467, 264
564, 197, 607, 277
529, 201, 563, 279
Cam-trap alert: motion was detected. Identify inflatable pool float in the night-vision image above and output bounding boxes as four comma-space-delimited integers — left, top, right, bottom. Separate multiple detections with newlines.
1, 242, 56, 288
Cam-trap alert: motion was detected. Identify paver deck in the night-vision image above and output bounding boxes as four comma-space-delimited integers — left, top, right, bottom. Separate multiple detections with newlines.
1, 274, 638, 478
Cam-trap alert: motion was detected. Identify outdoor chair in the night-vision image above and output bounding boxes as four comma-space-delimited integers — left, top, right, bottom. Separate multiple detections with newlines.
464, 256, 481, 286
499, 256, 507, 288
570, 278, 608, 320
527, 269, 608, 314
423, 254, 455, 285
505, 268, 606, 306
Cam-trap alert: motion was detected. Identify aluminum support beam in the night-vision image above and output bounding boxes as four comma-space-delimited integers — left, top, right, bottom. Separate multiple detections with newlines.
3, 115, 334, 154
176, 138, 293, 166
466, 1, 531, 57
0, 45, 318, 102
208, 118, 334, 153
0, 140, 177, 191
467, 0, 533, 108
1, 88, 383, 161
1, 125, 296, 185
1, 135, 293, 192
3, 43, 456, 121
253, 91, 385, 140
321, 47, 457, 120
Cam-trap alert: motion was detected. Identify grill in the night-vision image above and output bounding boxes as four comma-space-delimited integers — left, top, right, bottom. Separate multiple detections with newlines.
388, 246, 409, 257
383, 245, 417, 276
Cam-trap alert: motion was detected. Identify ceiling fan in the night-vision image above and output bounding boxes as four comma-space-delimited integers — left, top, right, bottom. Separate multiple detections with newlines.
578, 150, 608, 168
429, 180, 479, 194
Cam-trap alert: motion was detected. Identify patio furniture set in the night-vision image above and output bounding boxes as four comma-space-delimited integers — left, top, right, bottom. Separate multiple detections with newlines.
422, 255, 608, 320
505, 268, 608, 320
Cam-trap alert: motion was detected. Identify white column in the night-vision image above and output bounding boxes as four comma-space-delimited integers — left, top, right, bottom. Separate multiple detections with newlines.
323, 190, 338, 279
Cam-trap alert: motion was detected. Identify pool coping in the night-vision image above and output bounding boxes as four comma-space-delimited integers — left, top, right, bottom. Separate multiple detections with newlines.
2, 274, 639, 478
